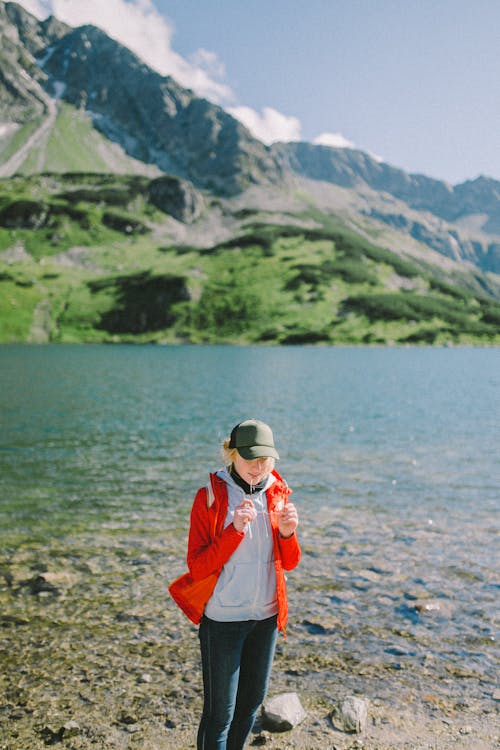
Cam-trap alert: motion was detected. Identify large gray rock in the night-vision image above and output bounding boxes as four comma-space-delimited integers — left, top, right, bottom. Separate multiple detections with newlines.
330, 695, 369, 734
147, 176, 204, 223
262, 692, 307, 732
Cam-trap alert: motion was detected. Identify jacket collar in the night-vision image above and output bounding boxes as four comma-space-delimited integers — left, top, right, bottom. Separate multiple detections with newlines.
217, 467, 276, 492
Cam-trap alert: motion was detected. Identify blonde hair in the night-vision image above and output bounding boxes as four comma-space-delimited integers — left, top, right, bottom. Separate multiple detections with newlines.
222, 438, 238, 467
221, 438, 276, 470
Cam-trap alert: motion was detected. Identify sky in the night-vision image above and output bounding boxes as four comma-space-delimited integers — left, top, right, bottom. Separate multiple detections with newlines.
16, 0, 500, 185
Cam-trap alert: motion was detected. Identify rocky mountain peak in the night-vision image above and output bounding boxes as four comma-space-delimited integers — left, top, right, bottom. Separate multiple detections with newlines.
0, 0, 499, 274
33, 19, 282, 194
3, 1, 68, 55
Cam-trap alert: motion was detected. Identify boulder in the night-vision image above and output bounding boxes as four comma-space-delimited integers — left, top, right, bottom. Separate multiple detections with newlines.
330, 695, 369, 734
262, 692, 306, 732
147, 176, 204, 223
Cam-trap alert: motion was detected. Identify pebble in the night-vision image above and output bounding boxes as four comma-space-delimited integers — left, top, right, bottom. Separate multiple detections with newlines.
414, 599, 442, 613
118, 711, 138, 725
61, 720, 80, 739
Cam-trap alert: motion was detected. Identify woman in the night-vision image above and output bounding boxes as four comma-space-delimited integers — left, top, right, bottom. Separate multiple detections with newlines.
169, 418, 300, 750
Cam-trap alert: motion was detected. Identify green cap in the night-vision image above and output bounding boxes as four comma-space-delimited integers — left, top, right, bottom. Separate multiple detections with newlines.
229, 419, 279, 460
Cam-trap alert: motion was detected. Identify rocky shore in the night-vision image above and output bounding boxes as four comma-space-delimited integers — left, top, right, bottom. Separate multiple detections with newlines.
1, 508, 498, 750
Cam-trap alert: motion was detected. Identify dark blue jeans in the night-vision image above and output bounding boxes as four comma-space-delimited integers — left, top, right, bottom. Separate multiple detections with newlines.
197, 614, 278, 750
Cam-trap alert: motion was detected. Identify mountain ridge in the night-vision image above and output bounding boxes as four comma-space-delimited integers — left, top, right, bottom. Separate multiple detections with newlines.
1, 0, 500, 349
1, 0, 499, 273
39, 23, 284, 195
1, 171, 499, 345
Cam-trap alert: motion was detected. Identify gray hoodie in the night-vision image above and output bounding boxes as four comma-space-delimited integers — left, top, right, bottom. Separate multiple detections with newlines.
204, 468, 279, 622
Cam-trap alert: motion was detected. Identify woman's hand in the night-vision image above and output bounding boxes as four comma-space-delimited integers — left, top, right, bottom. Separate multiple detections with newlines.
278, 502, 298, 539
233, 499, 257, 533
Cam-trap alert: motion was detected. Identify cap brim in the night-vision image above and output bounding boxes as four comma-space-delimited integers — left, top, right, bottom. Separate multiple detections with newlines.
237, 446, 279, 460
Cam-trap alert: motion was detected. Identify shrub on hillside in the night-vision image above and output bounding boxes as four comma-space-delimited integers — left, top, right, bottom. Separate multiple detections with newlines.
342, 292, 497, 336
0, 200, 49, 230
285, 257, 376, 290
192, 280, 266, 336
480, 301, 500, 326
361, 245, 421, 278
322, 258, 377, 285
245, 223, 333, 244
205, 233, 272, 254
284, 264, 324, 290
428, 278, 473, 301
279, 329, 331, 344
101, 211, 148, 235
342, 293, 415, 321
49, 202, 92, 228
401, 328, 440, 344
56, 188, 132, 206
343, 292, 470, 324
88, 272, 188, 333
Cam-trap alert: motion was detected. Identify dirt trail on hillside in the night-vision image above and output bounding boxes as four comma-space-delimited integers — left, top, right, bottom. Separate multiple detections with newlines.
0, 85, 57, 177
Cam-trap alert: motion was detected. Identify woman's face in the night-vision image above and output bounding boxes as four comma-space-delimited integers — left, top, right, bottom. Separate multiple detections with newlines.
233, 453, 273, 486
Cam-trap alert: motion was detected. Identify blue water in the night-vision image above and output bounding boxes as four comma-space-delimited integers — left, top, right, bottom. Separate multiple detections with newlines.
1, 344, 498, 527
1, 344, 499, 694
1, 340, 499, 750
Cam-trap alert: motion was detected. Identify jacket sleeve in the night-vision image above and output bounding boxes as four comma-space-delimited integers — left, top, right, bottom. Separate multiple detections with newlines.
278, 532, 301, 571
187, 487, 244, 580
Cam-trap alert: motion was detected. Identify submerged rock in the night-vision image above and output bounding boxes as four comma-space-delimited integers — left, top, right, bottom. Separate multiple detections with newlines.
21, 574, 60, 596
414, 598, 453, 616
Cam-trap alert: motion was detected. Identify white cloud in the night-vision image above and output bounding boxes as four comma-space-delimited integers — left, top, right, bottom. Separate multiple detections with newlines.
13, 0, 47, 17
189, 48, 226, 81
15, 0, 322, 151
228, 106, 302, 145
13, 1, 386, 160
314, 131, 384, 162
313, 132, 355, 149
15, 0, 233, 103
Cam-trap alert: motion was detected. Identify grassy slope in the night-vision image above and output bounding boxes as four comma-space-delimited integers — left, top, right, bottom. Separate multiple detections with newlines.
0, 174, 499, 345
0, 119, 43, 166
1, 103, 160, 177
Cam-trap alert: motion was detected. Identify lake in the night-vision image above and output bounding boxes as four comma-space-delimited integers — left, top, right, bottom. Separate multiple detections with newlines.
0, 344, 499, 724
1, 344, 498, 528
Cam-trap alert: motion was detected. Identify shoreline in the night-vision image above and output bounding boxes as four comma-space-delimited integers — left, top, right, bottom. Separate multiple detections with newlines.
2, 611, 497, 750
1, 523, 498, 750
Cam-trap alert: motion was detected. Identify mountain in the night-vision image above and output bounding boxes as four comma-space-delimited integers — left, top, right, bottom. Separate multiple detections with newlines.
272, 142, 500, 274
1, 0, 500, 274
1, 171, 499, 346
0, 2, 282, 193
0, 1, 499, 345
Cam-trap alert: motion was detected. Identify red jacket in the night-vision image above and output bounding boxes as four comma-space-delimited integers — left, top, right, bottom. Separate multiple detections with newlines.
169, 469, 301, 633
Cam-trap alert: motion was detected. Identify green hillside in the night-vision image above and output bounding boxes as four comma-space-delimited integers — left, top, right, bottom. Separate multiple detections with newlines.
0, 103, 161, 177
1, 174, 499, 345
